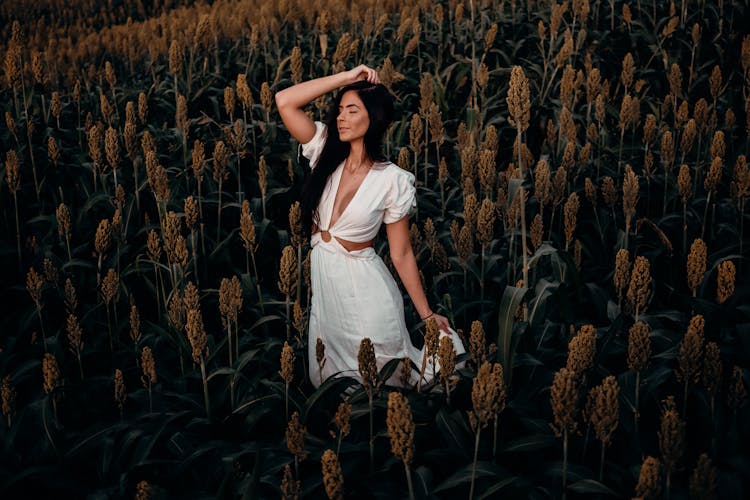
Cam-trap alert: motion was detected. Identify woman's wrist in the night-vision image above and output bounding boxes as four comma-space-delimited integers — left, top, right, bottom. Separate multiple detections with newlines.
420, 310, 435, 320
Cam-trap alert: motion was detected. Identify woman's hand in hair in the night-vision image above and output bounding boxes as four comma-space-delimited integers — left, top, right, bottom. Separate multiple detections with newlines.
344, 64, 381, 86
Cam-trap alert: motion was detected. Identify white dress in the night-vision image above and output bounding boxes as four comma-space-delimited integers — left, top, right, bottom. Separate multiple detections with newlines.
300, 121, 466, 389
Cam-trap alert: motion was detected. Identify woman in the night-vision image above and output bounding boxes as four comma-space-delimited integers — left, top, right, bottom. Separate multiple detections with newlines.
275, 64, 465, 388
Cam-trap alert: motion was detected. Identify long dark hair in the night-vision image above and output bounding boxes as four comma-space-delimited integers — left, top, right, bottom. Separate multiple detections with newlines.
299, 81, 395, 240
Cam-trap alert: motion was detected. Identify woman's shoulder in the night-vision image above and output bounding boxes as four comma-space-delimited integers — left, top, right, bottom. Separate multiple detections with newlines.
371, 161, 412, 182
381, 162, 416, 182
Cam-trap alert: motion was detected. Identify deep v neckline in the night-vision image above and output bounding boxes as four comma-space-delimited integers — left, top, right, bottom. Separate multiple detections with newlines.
327, 161, 373, 230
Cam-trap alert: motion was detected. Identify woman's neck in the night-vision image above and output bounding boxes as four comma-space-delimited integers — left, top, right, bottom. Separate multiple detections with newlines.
347, 138, 370, 166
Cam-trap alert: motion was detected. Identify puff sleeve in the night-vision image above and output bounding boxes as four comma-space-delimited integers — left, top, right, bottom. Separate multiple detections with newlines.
382, 167, 417, 224
298, 121, 328, 170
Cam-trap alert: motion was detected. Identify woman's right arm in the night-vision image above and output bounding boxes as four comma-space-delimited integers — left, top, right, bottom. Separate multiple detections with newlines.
275, 65, 381, 144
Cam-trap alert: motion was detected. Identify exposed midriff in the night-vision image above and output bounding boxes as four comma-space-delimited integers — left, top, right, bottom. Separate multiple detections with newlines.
312, 223, 374, 252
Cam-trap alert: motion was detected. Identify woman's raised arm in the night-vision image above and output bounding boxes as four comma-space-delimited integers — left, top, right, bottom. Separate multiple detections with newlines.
275, 65, 381, 144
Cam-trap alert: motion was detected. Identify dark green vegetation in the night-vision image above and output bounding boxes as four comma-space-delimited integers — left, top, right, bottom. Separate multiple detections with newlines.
1, 0, 749, 498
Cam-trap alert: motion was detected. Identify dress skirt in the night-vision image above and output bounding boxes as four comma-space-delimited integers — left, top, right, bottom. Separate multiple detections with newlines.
307, 232, 466, 389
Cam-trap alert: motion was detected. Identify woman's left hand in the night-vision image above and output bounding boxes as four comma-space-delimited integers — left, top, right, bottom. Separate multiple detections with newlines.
426, 312, 451, 334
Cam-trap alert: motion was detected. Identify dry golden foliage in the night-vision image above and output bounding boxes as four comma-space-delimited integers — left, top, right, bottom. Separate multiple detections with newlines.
42, 352, 59, 394
627, 256, 652, 316
167, 292, 185, 332
278, 245, 297, 297
476, 198, 496, 247
334, 399, 351, 438
469, 361, 505, 431
680, 119, 697, 154
239, 200, 257, 252
507, 66, 531, 132
42, 258, 58, 283
1, 375, 16, 425
623, 165, 638, 223
686, 238, 707, 292
469, 320, 486, 368
477, 149, 495, 194
321, 449, 343, 500
704, 156, 722, 193
621, 53, 634, 92
710, 64, 723, 99
26, 267, 43, 307
601, 176, 617, 208
289, 201, 303, 248
66, 313, 83, 352
286, 410, 307, 460
563, 192, 579, 246
137, 92, 148, 124
236, 73, 254, 110
408, 112, 423, 154
219, 275, 243, 329
701, 342, 722, 399
168, 39, 183, 76
566, 324, 596, 373
553, 167, 567, 207
94, 218, 112, 257
358, 337, 379, 395
424, 317, 440, 361
635, 456, 662, 499
185, 308, 207, 364
141, 346, 157, 386
146, 230, 161, 261
260, 81, 273, 117
378, 57, 405, 92
280, 464, 300, 500
677, 164, 692, 202
183, 282, 200, 312
550, 367, 579, 437
100, 268, 119, 304
677, 315, 704, 384
129, 303, 141, 345
727, 366, 747, 410
191, 139, 206, 181
63, 278, 77, 312
689, 453, 717, 500
387, 391, 415, 464
114, 368, 126, 412
661, 130, 675, 168
438, 335, 457, 388
280, 341, 294, 385
530, 213, 543, 250
658, 396, 685, 476
588, 376, 619, 446
397, 147, 410, 170
534, 159, 552, 210
628, 321, 651, 372
716, 260, 736, 304
463, 192, 479, 231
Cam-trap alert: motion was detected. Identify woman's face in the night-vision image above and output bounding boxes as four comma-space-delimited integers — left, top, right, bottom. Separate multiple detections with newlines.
337, 90, 370, 143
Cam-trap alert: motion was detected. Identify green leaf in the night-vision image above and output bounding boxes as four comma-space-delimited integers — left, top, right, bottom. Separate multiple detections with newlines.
301, 376, 357, 421
567, 479, 619, 496
501, 433, 556, 453
207, 367, 235, 382
434, 408, 471, 456
506, 178, 524, 209
526, 243, 557, 269
497, 285, 528, 387
433, 461, 503, 493
477, 476, 518, 499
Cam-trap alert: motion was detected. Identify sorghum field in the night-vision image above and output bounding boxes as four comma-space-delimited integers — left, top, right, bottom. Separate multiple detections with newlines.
1, 0, 749, 498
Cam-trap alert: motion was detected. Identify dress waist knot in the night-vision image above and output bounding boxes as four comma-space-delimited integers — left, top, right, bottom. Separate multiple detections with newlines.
311, 230, 376, 260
